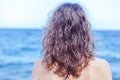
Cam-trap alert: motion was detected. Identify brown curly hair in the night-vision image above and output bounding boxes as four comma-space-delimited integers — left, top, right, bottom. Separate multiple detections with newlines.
42, 3, 95, 80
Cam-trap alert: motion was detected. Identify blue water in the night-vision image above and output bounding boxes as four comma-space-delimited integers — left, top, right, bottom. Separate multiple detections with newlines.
0, 29, 120, 80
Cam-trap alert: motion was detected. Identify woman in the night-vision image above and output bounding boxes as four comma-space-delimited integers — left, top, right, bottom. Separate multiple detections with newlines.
32, 3, 112, 80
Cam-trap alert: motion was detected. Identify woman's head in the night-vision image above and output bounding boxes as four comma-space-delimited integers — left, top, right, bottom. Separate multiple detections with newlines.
42, 2, 94, 80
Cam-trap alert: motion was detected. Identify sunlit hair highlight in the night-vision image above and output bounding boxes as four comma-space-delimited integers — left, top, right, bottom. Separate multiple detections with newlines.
42, 3, 94, 80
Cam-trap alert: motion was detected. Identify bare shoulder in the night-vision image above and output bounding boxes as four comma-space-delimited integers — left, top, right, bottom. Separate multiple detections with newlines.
33, 59, 42, 67
89, 58, 111, 71
32, 59, 43, 72
88, 58, 112, 80
90, 58, 110, 66
32, 59, 44, 80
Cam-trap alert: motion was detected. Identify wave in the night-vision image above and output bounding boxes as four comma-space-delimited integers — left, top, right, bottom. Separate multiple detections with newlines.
0, 54, 40, 66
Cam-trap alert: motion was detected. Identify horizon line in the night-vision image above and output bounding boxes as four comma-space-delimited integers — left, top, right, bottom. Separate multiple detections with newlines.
0, 28, 120, 31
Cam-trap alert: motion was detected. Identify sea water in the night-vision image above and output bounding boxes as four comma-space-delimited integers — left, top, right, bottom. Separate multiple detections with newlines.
0, 29, 120, 80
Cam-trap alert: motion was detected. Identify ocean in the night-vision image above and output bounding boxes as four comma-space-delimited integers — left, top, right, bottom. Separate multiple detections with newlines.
0, 29, 119, 80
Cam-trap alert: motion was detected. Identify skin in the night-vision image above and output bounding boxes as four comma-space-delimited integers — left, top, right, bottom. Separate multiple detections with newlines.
32, 58, 112, 80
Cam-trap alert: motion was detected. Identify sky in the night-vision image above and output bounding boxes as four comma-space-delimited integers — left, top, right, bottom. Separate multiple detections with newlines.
0, 0, 120, 30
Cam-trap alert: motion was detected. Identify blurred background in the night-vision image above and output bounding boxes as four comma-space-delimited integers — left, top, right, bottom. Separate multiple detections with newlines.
0, 0, 120, 80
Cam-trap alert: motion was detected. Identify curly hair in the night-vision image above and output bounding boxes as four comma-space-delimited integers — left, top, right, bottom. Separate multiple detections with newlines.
42, 3, 95, 80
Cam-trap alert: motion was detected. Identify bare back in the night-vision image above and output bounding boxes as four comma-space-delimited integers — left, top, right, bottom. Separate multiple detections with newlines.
32, 58, 112, 80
